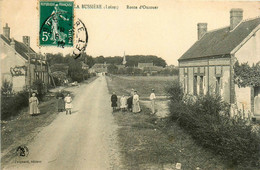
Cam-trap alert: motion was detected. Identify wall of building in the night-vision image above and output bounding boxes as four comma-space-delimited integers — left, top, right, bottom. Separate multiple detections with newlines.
179, 57, 231, 103
233, 29, 260, 116
1, 39, 49, 92
235, 29, 260, 65
1, 39, 27, 91
234, 85, 251, 118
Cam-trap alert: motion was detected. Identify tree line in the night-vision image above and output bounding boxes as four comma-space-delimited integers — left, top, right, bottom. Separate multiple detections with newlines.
95, 55, 167, 67
46, 53, 167, 68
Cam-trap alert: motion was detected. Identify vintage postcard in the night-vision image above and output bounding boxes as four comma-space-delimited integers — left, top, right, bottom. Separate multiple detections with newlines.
1, 0, 260, 170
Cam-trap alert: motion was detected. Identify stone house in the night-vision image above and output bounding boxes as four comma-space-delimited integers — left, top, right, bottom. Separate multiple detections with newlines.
178, 9, 260, 119
1, 23, 49, 92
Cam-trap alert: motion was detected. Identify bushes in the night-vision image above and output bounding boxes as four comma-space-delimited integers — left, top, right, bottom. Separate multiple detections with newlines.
32, 79, 46, 101
1, 90, 29, 120
167, 81, 260, 168
1, 79, 13, 95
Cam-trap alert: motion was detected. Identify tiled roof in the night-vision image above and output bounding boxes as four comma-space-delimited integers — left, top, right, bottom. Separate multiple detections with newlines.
0, 34, 36, 60
179, 17, 260, 61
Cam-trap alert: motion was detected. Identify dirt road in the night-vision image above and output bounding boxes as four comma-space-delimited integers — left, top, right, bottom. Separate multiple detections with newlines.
3, 76, 121, 170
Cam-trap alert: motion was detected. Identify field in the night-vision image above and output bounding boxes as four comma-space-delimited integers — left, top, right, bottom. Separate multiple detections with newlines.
106, 75, 176, 97
106, 75, 227, 169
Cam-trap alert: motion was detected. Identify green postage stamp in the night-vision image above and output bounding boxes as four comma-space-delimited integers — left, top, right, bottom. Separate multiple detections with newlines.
39, 1, 74, 47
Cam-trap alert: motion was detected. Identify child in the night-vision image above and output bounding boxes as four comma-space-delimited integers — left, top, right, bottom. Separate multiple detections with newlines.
120, 95, 127, 112
64, 93, 73, 115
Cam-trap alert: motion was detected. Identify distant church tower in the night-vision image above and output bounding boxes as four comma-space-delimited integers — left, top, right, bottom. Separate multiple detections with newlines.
122, 51, 127, 66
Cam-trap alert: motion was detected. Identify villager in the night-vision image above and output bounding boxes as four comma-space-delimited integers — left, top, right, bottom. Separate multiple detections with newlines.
127, 93, 133, 112
29, 92, 40, 116
56, 89, 65, 112
130, 88, 135, 96
150, 89, 156, 114
111, 92, 118, 112
132, 91, 141, 113
64, 93, 73, 115
120, 95, 127, 111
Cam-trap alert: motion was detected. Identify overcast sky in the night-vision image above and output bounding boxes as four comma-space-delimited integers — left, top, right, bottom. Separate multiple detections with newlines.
1, 0, 259, 65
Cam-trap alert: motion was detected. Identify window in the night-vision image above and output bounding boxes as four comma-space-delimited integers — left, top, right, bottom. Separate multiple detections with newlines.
216, 77, 221, 95
199, 76, 204, 95
193, 76, 197, 95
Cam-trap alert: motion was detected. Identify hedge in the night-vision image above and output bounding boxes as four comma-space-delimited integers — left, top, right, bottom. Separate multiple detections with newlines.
1, 91, 29, 120
167, 82, 260, 168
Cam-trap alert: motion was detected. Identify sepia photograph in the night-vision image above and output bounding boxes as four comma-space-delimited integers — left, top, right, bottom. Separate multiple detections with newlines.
0, 0, 260, 169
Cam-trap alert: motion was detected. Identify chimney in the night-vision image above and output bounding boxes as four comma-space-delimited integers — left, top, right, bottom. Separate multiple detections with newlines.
3, 23, 10, 39
197, 23, 207, 40
230, 8, 243, 30
10, 38, 15, 48
23, 36, 30, 47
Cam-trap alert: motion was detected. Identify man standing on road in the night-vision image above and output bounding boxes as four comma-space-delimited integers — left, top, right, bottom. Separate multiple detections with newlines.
150, 89, 156, 114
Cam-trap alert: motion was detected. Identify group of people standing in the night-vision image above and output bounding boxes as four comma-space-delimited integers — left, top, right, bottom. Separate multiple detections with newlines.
56, 90, 73, 115
111, 89, 156, 114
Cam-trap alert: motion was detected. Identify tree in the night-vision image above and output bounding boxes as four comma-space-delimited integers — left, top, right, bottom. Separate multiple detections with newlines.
93, 55, 167, 67
46, 53, 64, 65
79, 53, 95, 68
32, 79, 45, 101
107, 64, 118, 74
234, 61, 260, 87
94, 56, 105, 63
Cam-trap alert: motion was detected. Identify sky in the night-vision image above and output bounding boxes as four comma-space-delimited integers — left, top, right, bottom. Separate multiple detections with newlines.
1, 0, 260, 65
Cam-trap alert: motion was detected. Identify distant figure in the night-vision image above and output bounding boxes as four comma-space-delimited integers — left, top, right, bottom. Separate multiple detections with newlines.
64, 93, 73, 115
130, 88, 135, 96
127, 93, 133, 112
120, 95, 127, 111
56, 89, 65, 112
111, 92, 118, 112
150, 89, 156, 114
29, 92, 40, 116
132, 91, 141, 113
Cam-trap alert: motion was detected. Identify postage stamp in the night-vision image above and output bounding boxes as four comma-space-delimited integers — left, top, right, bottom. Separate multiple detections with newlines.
39, 1, 74, 47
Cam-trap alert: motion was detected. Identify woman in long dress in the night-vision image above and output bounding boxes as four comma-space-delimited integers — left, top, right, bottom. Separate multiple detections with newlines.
64, 93, 73, 115
56, 90, 65, 112
150, 89, 156, 114
29, 92, 40, 116
111, 92, 118, 112
132, 91, 141, 113
120, 95, 127, 111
